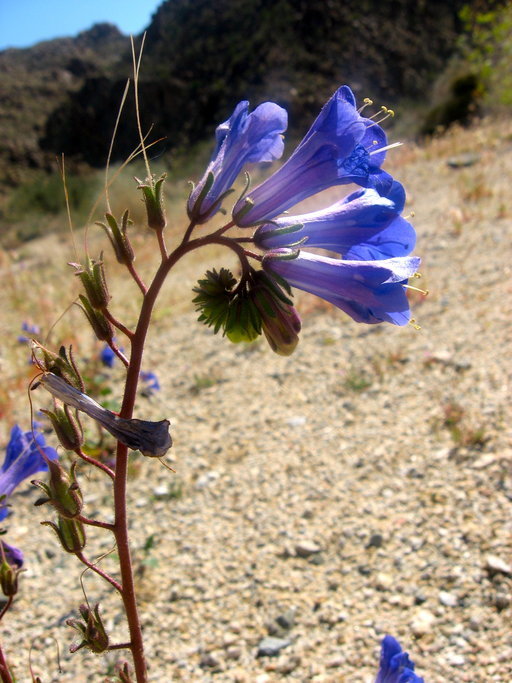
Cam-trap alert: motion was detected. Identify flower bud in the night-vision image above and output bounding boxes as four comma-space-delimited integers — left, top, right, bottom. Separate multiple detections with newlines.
32, 342, 84, 392
251, 271, 301, 355
41, 404, 83, 452
67, 603, 109, 654
33, 460, 83, 518
0, 542, 23, 598
0, 558, 20, 597
77, 295, 114, 342
137, 174, 167, 231
97, 210, 135, 265
70, 255, 111, 310
42, 516, 86, 554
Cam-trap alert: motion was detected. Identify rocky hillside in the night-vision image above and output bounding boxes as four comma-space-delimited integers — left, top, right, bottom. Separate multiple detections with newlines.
0, 0, 502, 190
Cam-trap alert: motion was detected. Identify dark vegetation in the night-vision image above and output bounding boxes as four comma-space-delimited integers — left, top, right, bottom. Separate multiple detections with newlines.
0, 0, 507, 245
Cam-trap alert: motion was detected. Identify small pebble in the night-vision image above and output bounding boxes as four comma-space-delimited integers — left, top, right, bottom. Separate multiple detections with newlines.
257, 637, 291, 657
295, 541, 321, 558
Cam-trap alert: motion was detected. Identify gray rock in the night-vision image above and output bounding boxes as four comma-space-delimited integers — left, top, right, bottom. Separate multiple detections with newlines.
485, 554, 512, 576
439, 591, 458, 607
295, 541, 321, 558
257, 637, 291, 657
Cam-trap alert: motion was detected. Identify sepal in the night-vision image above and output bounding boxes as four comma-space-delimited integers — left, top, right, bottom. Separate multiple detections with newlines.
32, 342, 84, 392
137, 174, 167, 231
97, 210, 135, 265
42, 516, 86, 554
41, 403, 84, 451
33, 459, 83, 518
67, 603, 109, 654
77, 295, 114, 342
70, 255, 111, 311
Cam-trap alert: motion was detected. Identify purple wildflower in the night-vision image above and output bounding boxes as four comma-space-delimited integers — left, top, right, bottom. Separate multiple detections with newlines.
233, 85, 392, 227
0, 425, 58, 521
263, 251, 420, 326
18, 321, 41, 343
254, 181, 415, 261
375, 636, 425, 682
100, 345, 116, 368
0, 540, 24, 568
188, 100, 288, 223
140, 371, 160, 396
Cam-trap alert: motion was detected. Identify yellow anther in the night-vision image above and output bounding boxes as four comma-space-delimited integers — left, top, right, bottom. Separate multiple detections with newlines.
387, 109, 395, 117
364, 97, 373, 105
409, 318, 421, 330
413, 272, 422, 279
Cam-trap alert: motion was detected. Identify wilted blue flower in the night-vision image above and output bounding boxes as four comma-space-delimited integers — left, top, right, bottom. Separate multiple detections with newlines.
233, 85, 392, 227
100, 344, 116, 368
375, 635, 424, 682
263, 251, 420, 326
188, 100, 288, 223
0, 425, 58, 521
1, 540, 24, 568
254, 181, 415, 261
140, 371, 160, 395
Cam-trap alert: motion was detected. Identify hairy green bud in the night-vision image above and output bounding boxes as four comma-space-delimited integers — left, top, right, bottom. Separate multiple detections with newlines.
67, 603, 109, 654
97, 210, 135, 265
77, 294, 114, 342
42, 516, 86, 554
137, 174, 167, 231
33, 459, 83, 517
70, 255, 111, 310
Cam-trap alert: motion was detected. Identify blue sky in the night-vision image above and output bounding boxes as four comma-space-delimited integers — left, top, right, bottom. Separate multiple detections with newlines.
0, 0, 163, 50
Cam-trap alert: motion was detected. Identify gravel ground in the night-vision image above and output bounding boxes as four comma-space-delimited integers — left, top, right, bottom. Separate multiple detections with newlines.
1, 118, 512, 682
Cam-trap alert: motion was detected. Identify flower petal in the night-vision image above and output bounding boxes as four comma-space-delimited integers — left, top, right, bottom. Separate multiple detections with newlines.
263, 251, 420, 326
254, 182, 415, 260
188, 100, 287, 222
234, 86, 390, 226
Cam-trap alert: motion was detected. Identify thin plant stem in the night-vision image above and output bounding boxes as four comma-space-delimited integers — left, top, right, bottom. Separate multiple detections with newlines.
127, 262, 148, 295
75, 553, 122, 593
78, 515, 115, 532
0, 642, 13, 683
76, 449, 116, 481
103, 310, 135, 340
0, 597, 13, 623
111, 231, 254, 682
157, 228, 168, 261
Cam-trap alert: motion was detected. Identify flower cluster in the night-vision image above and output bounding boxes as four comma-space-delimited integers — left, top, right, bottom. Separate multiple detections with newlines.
375, 635, 425, 682
0, 425, 58, 594
190, 85, 421, 350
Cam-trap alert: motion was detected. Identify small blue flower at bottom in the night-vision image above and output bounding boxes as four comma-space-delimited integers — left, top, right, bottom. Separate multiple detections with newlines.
100, 345, 116, 368
140, 371, 160, 396
375, 636, 425, 682
0, 540, 24, 568
263, 251, 420, 326
0, 425, 58, 521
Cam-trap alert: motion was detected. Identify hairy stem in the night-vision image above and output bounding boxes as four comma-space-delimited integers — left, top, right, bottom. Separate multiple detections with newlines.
112, 230, 253, 682
0, 640, 13, 683
75, 553, 122, 593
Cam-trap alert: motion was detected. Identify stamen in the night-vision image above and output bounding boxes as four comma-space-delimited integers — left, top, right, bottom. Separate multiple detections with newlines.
409, 318, 421, 330
413, 272, 422, 279
369, 141, 403, 156
358, 97, 374, 114
404, 284, 429, 296
405, 211, 415, 220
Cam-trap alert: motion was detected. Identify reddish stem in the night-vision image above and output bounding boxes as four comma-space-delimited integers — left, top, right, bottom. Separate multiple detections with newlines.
75, 553, 122, 593
127, 262, 147, 295
0, 640, 13, 683
76, 449, 115, 480
111, 231, 252, 682
103, 309, 134, 340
